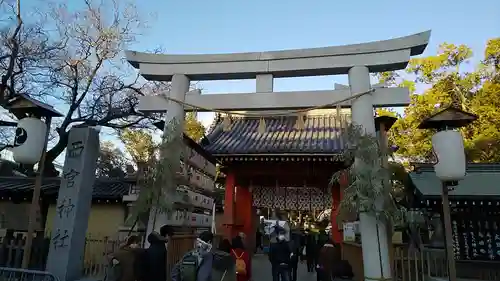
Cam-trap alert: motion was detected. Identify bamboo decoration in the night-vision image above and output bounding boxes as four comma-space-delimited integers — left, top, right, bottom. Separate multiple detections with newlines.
258, 117, 266, 134
222, 114, 232, 131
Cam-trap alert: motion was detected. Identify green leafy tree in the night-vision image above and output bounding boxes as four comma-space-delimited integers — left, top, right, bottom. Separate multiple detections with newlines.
122, 113, 206, 228
96, 141, 127, 178
377, 39, 500, 162
119, 129, 156, 165
184, 112, 206, 141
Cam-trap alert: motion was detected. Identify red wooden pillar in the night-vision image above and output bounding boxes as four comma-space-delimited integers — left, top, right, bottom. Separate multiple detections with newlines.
223, 171, 236, 239
331, 171, 346, 244
235, 186, 253, 246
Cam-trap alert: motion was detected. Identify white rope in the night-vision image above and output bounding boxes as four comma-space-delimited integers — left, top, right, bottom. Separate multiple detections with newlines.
162, 88, 376, 117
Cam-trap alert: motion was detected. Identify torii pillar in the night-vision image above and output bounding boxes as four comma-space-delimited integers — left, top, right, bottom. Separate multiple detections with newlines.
349, 66, 391, 280
144, 74, 189, 247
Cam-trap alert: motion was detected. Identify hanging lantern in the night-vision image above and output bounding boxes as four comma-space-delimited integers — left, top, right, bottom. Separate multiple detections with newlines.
432, 130, 466, 182
11, 117, 47, 164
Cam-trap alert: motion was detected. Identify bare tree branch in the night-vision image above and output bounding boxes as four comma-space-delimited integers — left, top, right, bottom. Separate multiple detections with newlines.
1, 0, 161, 175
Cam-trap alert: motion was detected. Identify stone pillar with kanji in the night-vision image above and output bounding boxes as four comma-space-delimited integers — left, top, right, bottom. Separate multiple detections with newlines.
46, 127, 99, 281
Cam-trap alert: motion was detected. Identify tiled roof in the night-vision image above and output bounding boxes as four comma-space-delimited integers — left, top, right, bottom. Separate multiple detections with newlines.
7, 93, 63, 118
203, 114, 349, 155
0, 177, 134, 199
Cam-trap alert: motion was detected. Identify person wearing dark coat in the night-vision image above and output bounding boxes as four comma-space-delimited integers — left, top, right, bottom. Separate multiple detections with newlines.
255, 230, 263, 253
288, 233, 302, 281
218, 238, 232, 253
269, 230, 291, 281
145, 225, 173, 281
304, 229, 316, 272
317, 240, 354, 281
315, 230, 329, 271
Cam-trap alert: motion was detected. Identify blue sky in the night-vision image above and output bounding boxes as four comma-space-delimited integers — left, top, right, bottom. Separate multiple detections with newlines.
5, 0, 499, 166
127, 0, 499, 127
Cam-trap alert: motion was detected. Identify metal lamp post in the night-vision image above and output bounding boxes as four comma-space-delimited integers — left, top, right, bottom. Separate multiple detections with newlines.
418, 106, 477, 281
6, 94, 63, 268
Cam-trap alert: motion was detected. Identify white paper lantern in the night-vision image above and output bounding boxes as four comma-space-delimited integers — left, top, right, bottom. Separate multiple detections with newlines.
12, 117, 47, 164
432, 130, 466, 182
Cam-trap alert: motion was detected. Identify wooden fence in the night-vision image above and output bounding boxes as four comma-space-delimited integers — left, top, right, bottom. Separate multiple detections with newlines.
0, 233, 199, 279
0, 235, 48, 270
344, 242, 500, 281
166, 234, 197, 276
392, 244, 500, 281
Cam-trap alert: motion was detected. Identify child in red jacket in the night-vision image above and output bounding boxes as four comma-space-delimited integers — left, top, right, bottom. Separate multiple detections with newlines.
231, 236, 251, 281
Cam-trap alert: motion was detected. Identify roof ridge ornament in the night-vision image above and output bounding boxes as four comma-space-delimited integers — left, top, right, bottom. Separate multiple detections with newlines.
294, 113, 306, 130
222, 114, 232, 132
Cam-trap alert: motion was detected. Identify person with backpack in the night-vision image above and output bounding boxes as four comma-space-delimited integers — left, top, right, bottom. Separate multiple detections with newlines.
230, 236, 251, 281
171, 231, 237, 281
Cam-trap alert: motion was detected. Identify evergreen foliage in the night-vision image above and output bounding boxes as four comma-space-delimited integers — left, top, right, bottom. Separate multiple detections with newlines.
331, 124, 407, 228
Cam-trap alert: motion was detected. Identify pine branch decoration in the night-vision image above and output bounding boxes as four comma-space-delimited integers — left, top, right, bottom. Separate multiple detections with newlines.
331, 123, 406, 227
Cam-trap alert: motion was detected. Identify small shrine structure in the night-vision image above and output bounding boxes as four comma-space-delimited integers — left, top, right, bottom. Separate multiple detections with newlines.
410, 163, 500, 279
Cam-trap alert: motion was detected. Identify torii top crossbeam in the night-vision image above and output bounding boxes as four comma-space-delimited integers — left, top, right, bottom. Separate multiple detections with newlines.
125, 31, 430, 113
126, 31, 430, 81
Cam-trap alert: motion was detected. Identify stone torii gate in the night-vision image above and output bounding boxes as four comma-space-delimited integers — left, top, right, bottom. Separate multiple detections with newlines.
125, 30, 430, 281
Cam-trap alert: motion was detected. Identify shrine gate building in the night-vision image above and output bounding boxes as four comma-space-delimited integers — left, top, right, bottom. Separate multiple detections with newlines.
201, 110, 351, 245
126, 30, 431, 281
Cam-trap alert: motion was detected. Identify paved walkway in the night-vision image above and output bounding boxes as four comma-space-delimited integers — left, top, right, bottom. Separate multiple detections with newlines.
251, 254, 314, 281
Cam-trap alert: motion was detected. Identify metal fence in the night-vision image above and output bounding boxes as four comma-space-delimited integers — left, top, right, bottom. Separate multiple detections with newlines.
0, 267, 59, 281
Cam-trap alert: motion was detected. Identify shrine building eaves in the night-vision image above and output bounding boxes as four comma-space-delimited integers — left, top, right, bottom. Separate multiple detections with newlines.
0, 176, 133, 201
125, 30, 431, 81
201, 115, 349, 161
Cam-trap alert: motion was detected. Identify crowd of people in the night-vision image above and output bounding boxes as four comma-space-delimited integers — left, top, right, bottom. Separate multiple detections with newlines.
105, 225, 174, 281
265, 227, 354, 281
105, 226, 249, 281
105, 224, 353, 281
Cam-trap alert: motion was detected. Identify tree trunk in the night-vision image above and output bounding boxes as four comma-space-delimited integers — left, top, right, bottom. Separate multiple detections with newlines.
43, 131, 69, 176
